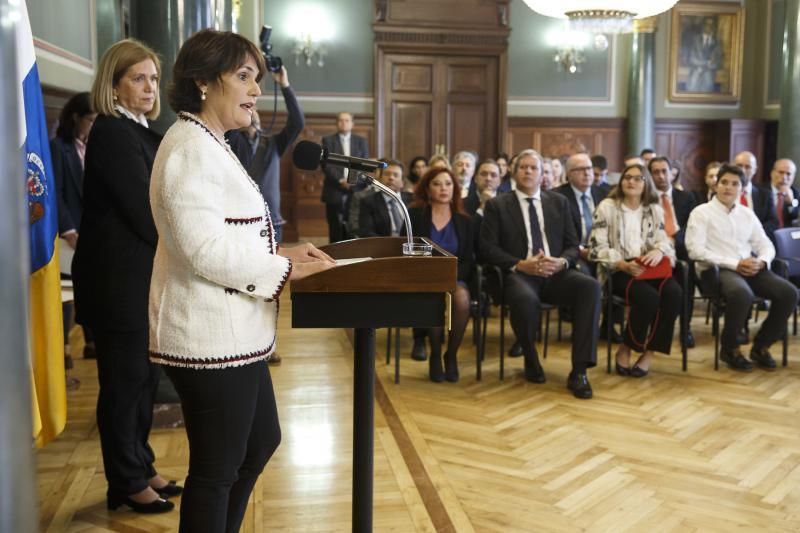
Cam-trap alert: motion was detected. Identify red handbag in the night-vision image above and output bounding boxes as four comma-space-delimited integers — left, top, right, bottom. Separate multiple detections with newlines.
633, 256, 672, 280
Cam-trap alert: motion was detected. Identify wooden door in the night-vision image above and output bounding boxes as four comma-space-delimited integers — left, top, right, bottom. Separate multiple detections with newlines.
379, 53, 500, 164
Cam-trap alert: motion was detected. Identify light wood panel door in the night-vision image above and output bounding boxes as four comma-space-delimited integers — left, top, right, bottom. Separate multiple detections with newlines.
380, 53, 499, 164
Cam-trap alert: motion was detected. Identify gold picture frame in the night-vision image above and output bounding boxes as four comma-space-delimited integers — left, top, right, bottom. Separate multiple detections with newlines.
668, 2, 745, 103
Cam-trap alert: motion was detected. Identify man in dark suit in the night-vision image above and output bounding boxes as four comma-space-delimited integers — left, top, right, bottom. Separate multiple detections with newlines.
320, 112, 369, 242
464, 159, 501, 216
591, 154, 612, 195
649, 156, 698, 346
480, 149, 600, 399
555, 153, 608, 260
734, 151, 780, 240
358, 160, 411, 237
768, 158, 800, 228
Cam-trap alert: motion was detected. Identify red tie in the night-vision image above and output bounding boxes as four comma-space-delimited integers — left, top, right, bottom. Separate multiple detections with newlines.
777, 194, 785, 228
740, 193, 748, 207
661, 193, 678, 237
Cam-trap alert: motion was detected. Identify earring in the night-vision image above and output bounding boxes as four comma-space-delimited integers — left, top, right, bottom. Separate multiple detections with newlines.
200, 89, 207, 101
113, 94, 118, 101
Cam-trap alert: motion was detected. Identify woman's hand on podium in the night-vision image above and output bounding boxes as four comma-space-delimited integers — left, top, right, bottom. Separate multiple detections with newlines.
281, 242, 336, 281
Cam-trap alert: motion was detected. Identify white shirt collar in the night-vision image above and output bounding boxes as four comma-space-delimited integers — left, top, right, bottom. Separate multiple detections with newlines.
515, 188, 541, 202
570, 184, 590, 200
115, 104, 148, 127
659, 185, 673, 197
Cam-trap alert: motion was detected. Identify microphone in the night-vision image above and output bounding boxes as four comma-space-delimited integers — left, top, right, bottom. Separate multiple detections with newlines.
292, 140, 387, 176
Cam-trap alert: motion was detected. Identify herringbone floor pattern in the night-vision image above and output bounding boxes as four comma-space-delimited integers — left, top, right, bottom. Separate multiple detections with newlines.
37, 298, 800, 532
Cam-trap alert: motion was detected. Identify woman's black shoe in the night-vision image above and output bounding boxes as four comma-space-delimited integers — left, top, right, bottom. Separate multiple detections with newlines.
429, 353, 444, 382
615, 362, 631, 376
630, 365, 649, 378
444, 351, 459, 382
107, 491, 175, 513
153, 480, 183, 498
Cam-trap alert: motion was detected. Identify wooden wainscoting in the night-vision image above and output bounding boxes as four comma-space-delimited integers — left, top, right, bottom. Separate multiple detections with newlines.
506, 117, 626, 171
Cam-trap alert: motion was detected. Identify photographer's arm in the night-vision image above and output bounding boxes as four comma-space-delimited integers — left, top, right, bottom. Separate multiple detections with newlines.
273, 68, 305, 157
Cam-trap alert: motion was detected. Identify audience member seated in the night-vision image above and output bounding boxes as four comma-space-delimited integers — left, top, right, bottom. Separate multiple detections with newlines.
406, 168, 475, 382
357, 160, 411, 237
464, 159, 501, 216
407, 156, 428, 194
495, 152, 512, 192
624, 154, 645, 167
768, 158, 800, 228
480, 149, 600, 399
428, 153, 451, 170
588, 164, 682, 377
550, 156, 566, 187
555, 153, 609, 268
640, 148, 656, 167
686, 164, 798, 372
540, 158, 555, 191
733, 151, 779, 241
591, 154, 612, 195
695, 161, 721, 205
453, 151, 478, 198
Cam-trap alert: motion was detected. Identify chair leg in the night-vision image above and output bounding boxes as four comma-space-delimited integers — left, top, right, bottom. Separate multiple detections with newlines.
475, 314, 482, 381
794, 307, 797, 336
557, 313, 563, 342
543, 309, 551, 360
499, 305, 506, 381
394, 327, 401, 384
783, 328, 789, 367
713, 305, 720, 370
606, 299, 613, 374
386, 328, 392, 365
682, 282, 688, 372
705, 300, 711, 325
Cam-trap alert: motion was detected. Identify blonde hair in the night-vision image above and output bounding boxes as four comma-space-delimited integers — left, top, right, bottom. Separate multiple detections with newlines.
91, 39, 161, 119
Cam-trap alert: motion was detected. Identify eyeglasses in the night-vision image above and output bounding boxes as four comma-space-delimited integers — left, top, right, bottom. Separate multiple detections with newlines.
621, 174, 644, 182
570, 166, 593, 174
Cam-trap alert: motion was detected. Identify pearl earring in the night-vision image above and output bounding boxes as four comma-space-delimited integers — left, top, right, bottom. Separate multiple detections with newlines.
200, 89, 206, 101
113, 94, 118, 101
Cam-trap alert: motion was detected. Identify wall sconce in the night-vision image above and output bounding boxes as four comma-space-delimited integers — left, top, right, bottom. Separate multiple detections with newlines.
294, 32, 326, 67
553, 47, 586, 74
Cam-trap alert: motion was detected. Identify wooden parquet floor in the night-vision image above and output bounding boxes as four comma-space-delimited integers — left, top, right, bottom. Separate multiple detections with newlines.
38, 298, 800, 532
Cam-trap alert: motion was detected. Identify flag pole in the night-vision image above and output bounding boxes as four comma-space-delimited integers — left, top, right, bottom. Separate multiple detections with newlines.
0, 0, 39, 530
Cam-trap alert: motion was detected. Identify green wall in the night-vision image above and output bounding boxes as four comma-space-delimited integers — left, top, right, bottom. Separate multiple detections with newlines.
28, 0, 93, 60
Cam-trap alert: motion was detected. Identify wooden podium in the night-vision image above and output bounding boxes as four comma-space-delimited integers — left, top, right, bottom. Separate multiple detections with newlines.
291, 237, 456, 532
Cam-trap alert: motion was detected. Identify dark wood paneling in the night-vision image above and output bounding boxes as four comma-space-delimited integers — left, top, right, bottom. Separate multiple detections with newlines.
506, 117, 625, 172
391, 101, 433, 161
729, 119, 766, 184
378, 0, 510, 30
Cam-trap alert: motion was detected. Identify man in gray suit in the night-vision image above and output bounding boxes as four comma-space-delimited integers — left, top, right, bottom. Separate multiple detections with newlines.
320, 112, 369, 242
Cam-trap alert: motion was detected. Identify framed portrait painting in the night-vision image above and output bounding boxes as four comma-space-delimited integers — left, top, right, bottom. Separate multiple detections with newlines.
668, 2, 745, 103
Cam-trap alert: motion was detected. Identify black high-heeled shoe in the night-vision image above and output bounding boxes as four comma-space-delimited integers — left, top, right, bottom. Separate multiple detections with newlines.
444, 351, 459, 383
107, 491, 175, 514
428, 353, 444, 382
630, 365, 649, 378
615, 362, 631, 376
153, 480, 183, 499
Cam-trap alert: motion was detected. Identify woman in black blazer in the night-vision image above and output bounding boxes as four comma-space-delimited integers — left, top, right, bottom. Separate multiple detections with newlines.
72, 39, 178, 514
51, 91, 96, 360
406, 167, 475, 382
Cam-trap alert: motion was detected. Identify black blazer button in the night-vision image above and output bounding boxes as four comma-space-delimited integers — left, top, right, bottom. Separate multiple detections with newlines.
246, 284, 256, 292
260, 229, 268, 237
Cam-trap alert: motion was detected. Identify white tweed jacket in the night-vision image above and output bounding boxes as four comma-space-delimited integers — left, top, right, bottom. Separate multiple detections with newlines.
148, 114, 292, 368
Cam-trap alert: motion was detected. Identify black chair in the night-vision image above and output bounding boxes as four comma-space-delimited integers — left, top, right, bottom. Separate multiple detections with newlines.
773, 227, 800, 335
603, 260, 690, 373
692, 260, 790, 369
479, 265, 556, 381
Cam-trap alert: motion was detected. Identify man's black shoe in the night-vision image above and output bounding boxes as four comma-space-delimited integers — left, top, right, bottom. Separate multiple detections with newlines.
508, 341, 523, 358
410, 338, 427, 361
567, 372, 593, 399
685, 330, 695, 349
524, 358, 546, 383
750, 345, 777, 371
720, 349, 755, 372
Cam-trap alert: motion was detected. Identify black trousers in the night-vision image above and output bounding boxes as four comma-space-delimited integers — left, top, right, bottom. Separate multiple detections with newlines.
325, 202, 344, 243
704, 268, 799, 352
611, 272, 682, 354
93, 327, 160, 495
504, 269, 600, 370
165, 360, 281, 533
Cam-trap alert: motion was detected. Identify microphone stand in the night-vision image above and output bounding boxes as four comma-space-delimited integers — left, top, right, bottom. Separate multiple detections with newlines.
352, 172, 415, 254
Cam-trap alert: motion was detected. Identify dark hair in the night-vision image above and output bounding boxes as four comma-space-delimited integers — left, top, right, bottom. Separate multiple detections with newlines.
495, 152, 509, 163
410, 167, 466, 215
590, 154, 607, 171
640, 148, 655, 157
169, 29, 266, 113
380, 158, 405, 172
607, 163, 659, 205
56, 92, 92, 142
647, 155, 671, 174
478, 158, 500, 172
408, 156, 427, 183
717, 163, 746, 186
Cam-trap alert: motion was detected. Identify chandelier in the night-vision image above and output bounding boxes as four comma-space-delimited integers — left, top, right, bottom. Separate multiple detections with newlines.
521, 0, 679, 33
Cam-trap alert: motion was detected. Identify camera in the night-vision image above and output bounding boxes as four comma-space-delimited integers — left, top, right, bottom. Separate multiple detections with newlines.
259, 25, 283, 74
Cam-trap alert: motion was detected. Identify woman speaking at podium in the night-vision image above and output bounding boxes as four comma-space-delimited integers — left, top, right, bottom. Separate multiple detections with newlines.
148, 29, 333, 532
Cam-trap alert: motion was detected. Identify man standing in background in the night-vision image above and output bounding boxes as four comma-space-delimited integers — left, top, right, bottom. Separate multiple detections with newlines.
320, 112, 369, 242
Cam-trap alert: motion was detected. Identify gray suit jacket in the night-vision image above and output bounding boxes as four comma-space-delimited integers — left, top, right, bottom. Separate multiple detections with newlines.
320, 132, 369, 205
